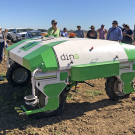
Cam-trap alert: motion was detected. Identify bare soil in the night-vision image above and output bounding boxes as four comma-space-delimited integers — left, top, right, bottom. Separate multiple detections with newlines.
1, 43, 135, 135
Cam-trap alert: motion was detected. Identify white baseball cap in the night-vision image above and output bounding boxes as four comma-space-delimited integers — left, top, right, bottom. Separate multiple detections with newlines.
0, 27, 2, 29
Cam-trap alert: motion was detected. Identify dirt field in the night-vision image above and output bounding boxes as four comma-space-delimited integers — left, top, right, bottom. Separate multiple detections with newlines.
1, 42, 135, 135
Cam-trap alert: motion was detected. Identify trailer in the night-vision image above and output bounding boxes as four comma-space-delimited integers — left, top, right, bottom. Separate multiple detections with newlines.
4, 35, 135, 117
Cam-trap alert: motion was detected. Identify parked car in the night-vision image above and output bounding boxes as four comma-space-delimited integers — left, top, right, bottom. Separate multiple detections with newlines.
10, 28, 28, 42
6, 28, 14, 40
25, 31, 43, 39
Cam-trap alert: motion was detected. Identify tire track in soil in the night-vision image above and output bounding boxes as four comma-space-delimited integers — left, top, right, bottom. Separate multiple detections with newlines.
1, 61, 135, 135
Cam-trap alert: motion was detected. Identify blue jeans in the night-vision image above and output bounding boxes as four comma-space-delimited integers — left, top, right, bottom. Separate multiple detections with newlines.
5, 42, 8, 48
0, 42, 5, 62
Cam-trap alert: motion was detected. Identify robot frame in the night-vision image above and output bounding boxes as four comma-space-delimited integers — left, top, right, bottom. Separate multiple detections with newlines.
2, 34, 135, 117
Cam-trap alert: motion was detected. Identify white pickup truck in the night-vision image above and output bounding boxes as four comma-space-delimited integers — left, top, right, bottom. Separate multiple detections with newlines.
10, 28, 28, 42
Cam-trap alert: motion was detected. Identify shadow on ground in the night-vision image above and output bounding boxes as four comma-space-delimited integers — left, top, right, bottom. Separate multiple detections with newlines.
0, 92, 121, 132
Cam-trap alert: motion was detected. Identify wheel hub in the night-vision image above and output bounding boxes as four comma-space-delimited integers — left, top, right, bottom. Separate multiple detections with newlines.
114, 80, 125, 97
12, 67, 28, 83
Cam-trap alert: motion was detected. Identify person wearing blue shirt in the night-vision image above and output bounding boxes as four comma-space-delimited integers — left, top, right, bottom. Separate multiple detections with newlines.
61, 28, 69, 37
106, 21, 123, 42
75, 25, 85, 38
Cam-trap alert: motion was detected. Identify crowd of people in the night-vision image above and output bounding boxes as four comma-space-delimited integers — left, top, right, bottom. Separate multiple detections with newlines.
48, 20, 134, 44
0, 20, 134, 64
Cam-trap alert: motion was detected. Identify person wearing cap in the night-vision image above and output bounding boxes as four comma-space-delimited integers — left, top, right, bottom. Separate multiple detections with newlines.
74, 26, 85, 38
61, 28, 69, 37
122, 24, 133, 44
122, 23, 127, 33
97, 24, 107, 39
0, 27, 6, 64
122, 23, 126, 28
87, 25, 98, 39
106, 21, 123, 42
48, 20, 61, 37
121, 23, 127, 43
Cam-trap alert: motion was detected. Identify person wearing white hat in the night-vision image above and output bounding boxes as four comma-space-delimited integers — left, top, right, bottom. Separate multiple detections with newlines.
0, 27, 5, 64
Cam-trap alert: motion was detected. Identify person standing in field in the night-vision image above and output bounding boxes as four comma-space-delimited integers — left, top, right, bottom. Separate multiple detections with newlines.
87, 25, 98, 39
106, 21, 123, 42
97, 24, 107, 39
0, 27, 6, 64
48, 20, 61, 37
74, 25, 85, 38
4, 29, 8, 48
121, 23, 127, 43
122, 24, 133, 44
61, 28, 69, 37
3, 29, 8, 60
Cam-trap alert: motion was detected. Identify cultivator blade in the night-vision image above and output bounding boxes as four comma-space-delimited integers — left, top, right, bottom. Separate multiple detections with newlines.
15, 106, 26, 116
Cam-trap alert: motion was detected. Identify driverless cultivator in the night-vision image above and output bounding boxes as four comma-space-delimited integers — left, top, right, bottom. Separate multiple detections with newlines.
4, 34, 135, 117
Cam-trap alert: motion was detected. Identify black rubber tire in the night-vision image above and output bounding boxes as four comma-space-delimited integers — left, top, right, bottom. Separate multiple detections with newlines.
105, 77, 130, 101
7, 34, 11, 40
6, 63, 31, 87
36, 89, 67, 118
11, 37, 14, 43
16, 36, 18, 42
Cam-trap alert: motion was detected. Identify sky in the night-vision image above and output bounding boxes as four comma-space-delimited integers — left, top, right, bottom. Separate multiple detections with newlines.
1, 0, 135, 31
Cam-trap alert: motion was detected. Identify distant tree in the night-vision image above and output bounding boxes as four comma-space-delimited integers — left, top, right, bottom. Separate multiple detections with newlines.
83, 30, 88, 33
27, 28, 33, 31
37, 29, 47, 32
69, 29, 75, 33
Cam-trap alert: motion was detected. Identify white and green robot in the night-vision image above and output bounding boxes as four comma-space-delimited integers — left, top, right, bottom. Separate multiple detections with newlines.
4, 34, 135, 117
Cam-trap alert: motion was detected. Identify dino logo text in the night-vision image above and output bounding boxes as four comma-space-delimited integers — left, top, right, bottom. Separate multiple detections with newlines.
60, 54, 79, 61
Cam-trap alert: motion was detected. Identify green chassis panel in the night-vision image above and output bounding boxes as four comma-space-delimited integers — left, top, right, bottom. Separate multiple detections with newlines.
23, 41, 67, 71
120, 72, 135, 94
43, 83, 66, 97
132, 63, 135, 70
23, 46, 58, 71
43, 97, 59, 111
71, 61, 119, 81
18, 96, 59, 115
19, 82, 66, 115
24, 97, 59, 115
121, 72, 135, 83
121, 43, 135, 61
123, 83, 134, 94
60, 72, 68, 81
41, 48, 58, 71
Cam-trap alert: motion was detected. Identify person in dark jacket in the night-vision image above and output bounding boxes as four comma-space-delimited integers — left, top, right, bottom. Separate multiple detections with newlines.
121, 23, 127, 43
123, 24, 133, 44
87, 25, 98, 39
